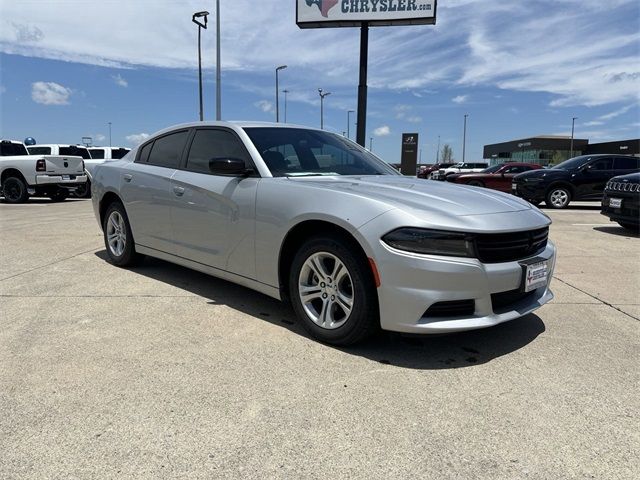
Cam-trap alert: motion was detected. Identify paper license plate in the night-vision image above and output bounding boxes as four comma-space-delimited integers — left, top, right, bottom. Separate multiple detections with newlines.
524, 261, 548, 292
512, 183, 517, 193
62, 175, 70, 180
609, 198, 622, 209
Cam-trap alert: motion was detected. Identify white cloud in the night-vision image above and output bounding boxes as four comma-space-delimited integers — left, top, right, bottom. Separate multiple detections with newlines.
452, 95, 469, 104
111, 74, 128, 87
125, 133, 150, 145
1, 0, 639, 107
94, 134, 106, 142
0, 85, 6, 94
583, 105, 634, 127
254, 100, 274, 113
394, 104, 422, 123
31, 81, 71, 105
373, 126, 391, 137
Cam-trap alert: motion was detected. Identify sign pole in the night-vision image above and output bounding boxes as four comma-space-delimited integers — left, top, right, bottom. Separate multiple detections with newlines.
356, 22, 369, 148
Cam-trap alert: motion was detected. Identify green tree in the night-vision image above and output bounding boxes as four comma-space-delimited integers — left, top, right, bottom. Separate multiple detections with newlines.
441, 144, 454, 163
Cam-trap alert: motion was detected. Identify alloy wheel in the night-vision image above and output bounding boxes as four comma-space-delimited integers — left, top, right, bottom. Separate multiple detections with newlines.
106, 211, 127, 257
550, 189, 569, 208
298, 252, 354, 330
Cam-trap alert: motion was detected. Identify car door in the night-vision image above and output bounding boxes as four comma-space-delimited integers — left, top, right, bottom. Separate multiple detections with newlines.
170, 127, 259, 279
496, 165, 531, 192
120, 130, 189, 254
577, 157, 614, 199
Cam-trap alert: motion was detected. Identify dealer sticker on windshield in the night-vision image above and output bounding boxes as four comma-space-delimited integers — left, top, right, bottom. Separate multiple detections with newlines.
523, 260, 549, 292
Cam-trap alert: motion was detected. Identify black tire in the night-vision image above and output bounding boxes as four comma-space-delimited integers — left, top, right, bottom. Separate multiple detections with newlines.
102, 201, 144, 267
2, 177, 29, 204
49, 189, 69, 202
289, 234, 379, 346
618, 222, 640, 233
467, 180, 484, 187
74, 181, 91, 199
545, 186, 572, 209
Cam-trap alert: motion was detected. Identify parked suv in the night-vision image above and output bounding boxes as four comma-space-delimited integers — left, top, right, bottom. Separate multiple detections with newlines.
513, 155, 640, 209
601, 173, 639, 232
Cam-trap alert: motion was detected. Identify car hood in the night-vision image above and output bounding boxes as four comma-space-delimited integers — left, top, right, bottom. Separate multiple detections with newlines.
288, 175, 534, 217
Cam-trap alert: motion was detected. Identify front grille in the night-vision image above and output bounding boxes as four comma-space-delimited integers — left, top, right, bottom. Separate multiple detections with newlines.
475, 227, 548, 263
424, 300, 475, 318
606, 182, 640, 193
491, 289, 537, 314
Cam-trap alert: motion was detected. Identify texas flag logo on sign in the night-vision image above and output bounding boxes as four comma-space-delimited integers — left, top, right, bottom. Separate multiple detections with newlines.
305, 0, 339, 18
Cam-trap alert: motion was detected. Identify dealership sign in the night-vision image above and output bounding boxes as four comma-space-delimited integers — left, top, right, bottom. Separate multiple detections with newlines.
296, 0, 437, 28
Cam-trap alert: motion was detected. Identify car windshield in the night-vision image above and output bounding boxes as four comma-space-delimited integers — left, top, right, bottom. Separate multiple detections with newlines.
243, 128, 401, 177
552, 156, 592, 170
483, 165, 503, 173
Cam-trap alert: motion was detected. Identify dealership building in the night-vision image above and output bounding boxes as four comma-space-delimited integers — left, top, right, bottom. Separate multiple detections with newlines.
483, 137, 640, 166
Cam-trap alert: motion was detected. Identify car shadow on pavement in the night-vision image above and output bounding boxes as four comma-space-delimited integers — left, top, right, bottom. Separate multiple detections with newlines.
94, 251, 546, 371
594, 226, 639, 237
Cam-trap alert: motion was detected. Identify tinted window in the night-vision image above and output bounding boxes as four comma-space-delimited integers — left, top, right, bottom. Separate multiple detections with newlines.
244, 128, 399, 177
553, 156, 592, 170
186, 129, 251, 174
1, 142, 29, 156
590, 158, 613, 170
137, 142, 153, 164
482, 165, 502, 173
59, 146, 91, 159
111, 148, 130, 159
614, 157, 639, 170
27, 146, 51, 155
507, 165, 531, 174
147, 131, 189, 169
89, 149, 105, 159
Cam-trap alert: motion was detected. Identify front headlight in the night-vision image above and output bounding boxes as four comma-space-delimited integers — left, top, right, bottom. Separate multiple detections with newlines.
382, 228, 476, 257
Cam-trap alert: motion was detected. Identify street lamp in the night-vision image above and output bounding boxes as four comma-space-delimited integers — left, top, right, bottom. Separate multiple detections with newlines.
570, 117, 578, 159
215, 0, 221, 121
436, 135, 441, 163
192, 10, 209, 122
282, 89, 289, 123
347, 110, 355, 139
369, 137, 373, 151
318, 88, 331, 130
462, 114, 469, 163
275, 65, 287, 122
108, 122, 112, 147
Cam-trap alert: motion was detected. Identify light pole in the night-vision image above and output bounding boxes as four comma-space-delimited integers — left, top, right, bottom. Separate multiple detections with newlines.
282, 89, 289, 123
369, 137, 373, 151
275, 65, 287, 122
215, 0, 221, 120
570, 117, 578, 159
192, 11, 209, 122
318, 88, 331, 130
108, 122, 112, 147
347, 110, 355, 140
436, 135, 441, 163
462, 114, 469, 163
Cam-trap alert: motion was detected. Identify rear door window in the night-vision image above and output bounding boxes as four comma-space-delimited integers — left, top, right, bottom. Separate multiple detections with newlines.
59, 146, 91, 159
614, 157, 639, 170
147, 131, 189, 169
111, 148, 130, 160
590, 157, 613, 170
27, 146, 51, 155
89, 149, 105, 159
1, 142, 30, 156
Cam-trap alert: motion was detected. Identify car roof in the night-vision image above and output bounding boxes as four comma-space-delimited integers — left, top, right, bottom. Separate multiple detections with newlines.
33, 144, 90, 148
148, 121, 322, 139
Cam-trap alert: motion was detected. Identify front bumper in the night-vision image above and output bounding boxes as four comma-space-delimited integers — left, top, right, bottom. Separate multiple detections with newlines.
601, 192, 639, 225
512, 181, 545, 201
36, 174, 88, 186
373, 240, 556, 334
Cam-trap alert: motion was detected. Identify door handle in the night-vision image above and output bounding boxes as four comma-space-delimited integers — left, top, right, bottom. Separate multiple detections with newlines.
173, 186, 185, 197
123, 174, 133, 182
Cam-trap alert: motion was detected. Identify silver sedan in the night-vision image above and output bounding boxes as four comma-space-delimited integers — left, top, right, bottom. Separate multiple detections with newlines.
92, 122, 556, 345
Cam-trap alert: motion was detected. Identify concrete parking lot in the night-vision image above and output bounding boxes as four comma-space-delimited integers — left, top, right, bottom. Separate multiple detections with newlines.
1, 199, 638, 479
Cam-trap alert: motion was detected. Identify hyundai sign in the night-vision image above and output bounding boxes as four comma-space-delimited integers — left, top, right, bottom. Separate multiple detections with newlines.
296, 0, 437, 28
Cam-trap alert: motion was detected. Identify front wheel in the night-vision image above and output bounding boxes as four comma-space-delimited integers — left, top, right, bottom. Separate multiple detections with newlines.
103, 202, 144, 267
289, 235, 379, 345
545, 187, 572, 209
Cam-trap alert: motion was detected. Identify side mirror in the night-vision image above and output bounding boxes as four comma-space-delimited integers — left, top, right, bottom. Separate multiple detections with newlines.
209, 157, 250, 175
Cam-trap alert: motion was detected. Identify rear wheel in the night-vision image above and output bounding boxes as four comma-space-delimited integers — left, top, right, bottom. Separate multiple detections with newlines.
2, 177, 29, 203
618, 222, 640, 233
545, 186, 572, 209
103, 202, 144, 267
49, 189, 69, 202
289, 235, 379, 345
74, 181, 91, 198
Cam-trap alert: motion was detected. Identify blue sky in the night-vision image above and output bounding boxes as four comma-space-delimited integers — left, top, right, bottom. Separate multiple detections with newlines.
1, 0, 639, 163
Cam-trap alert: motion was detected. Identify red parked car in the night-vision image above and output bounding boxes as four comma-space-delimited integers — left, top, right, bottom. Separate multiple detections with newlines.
446, 163, 543, 192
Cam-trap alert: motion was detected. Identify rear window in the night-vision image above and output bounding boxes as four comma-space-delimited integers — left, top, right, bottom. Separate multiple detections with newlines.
614, 157, 640, 170
111, 148, 130, 159
59, 146, 91, 159
146, 131, 189, 169
28, 146, 51, 155
89, 149, 105, 159
1, 142, 29, 156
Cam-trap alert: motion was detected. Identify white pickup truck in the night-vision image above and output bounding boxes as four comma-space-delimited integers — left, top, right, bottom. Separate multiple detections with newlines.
432, 162, 489, 181
0, 140, 87, 203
